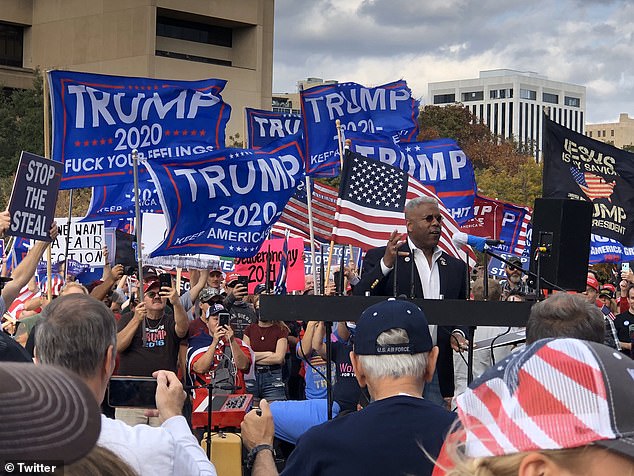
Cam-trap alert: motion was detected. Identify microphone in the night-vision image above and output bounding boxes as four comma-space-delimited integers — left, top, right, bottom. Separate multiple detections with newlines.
452, 232, 505, 252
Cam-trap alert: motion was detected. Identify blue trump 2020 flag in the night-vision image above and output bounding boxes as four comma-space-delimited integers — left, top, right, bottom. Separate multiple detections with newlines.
82, 181, 163, 222
300, 80, 419, 177
345, 130, 476, 224
245, 108, 302, 149
146, 135, 306, 258
48, 70, 231, 190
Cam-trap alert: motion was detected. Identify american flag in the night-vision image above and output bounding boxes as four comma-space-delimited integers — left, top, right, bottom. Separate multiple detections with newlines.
457, 338, 617, 457
276, 179, 338, 243
7, 284, 41, 319
332, 150, 475, 264
570, 167, 616, 201
514, 210, 532, 256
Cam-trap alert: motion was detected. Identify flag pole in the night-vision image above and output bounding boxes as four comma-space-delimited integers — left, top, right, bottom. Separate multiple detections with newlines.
176, 267, 182, 292
132, 149, 144, 300
325, 120, 347, 287
42, 70, 53, 301
63, 189, 74, 277
131, 149, 147, 348
305, 176, 319, 295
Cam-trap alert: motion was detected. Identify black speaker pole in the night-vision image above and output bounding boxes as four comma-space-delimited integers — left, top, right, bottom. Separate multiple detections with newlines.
325, 321, 333, 420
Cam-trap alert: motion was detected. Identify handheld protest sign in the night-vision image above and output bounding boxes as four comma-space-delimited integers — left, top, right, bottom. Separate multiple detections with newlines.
7, 151, 62, 241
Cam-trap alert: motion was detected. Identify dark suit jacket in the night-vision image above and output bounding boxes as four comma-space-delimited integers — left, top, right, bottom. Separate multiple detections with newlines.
353, 243, 467, 397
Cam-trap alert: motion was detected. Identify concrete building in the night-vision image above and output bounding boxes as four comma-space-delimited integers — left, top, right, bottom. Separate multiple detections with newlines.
0, 0, 274, 140
428, 69, 586, 159
586, 113, 634, 150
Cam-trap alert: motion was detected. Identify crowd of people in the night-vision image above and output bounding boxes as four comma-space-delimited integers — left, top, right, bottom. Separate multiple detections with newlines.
2, 199, 634, 475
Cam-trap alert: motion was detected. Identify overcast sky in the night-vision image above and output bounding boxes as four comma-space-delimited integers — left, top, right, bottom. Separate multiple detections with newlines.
272, 0, 633, 124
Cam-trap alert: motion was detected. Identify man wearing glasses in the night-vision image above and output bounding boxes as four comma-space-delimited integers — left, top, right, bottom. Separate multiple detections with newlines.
354, 197, 468, 406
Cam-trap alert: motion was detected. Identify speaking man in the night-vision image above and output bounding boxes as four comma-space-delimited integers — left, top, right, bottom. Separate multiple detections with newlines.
353, 197, 468, 404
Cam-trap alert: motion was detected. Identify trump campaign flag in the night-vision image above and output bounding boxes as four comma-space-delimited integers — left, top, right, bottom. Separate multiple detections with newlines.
301, 80, 419, 177
145, 135, 305, 258
245, 108, 302, 149
48, 70, 231, 189
460, 195, 532, 256
332, 149, 474, 264
543, 115, 634, 245
82, 180, 163, 222
346, 130, 477, 224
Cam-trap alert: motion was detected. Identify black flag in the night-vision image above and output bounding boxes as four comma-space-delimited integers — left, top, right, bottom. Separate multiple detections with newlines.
542, 114, 634, 245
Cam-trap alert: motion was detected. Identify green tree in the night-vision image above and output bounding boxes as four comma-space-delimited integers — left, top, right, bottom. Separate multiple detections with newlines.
0, 73, 93, 215
0, 73, 45, 210
418, 104, 541, 208
0, 73, 45, 178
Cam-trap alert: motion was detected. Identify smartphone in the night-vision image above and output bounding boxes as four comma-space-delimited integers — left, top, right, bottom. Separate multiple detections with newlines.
159, 273, 172, 289
623, 263, 630, 273
237, 275, 249, 288
218, 311, 230, 327
107, 376, 157, 408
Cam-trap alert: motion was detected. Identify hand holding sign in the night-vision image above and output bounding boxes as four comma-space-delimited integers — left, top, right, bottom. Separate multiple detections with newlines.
7, 152, 62, 241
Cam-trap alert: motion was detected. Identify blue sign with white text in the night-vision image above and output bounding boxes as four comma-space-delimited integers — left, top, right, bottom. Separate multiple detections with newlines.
346, 131, 476, 223
82, 180, 163, 222
300, 80, 419, 177
146, 135, 306, 258
48, 70, 231, 189
245, 108, 302, 149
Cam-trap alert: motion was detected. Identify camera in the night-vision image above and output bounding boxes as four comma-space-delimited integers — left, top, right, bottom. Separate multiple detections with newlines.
159, 273, 172, 289
123, 266, 136, 275
107, 377, 157, 408
219, 311, 230, 327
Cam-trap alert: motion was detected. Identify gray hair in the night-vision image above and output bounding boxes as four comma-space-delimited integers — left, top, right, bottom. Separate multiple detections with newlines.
404, 197, 438, 215
357, 328, 428, 380
36, 294, 117, 378
59, 281, 89, 296
526, 293, 604, 344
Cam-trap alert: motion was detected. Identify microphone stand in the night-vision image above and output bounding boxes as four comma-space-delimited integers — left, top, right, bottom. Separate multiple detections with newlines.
185, 379, 242, 460
484, 248, 564, 297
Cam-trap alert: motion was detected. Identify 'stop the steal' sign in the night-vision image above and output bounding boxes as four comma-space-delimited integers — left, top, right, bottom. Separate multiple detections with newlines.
48, 70, 231, 190
7, 151, 62, 241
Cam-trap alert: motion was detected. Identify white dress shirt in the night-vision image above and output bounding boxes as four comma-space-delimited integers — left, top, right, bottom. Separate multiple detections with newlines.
98, 415, 216, 476
381, 239, 443, 343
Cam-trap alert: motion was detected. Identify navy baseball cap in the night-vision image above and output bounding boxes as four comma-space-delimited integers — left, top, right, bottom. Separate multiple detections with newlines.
353, 298, 433, 355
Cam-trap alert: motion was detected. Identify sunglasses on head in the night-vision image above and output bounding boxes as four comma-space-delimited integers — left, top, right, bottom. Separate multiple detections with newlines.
423, 214, 443, 223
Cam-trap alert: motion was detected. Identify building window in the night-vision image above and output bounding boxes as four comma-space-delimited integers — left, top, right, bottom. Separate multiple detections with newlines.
589, 131, 592, 138
155, 50, 231, 66
520, 89, 537, 100
461, 91, 484, 102
564, 96, 580, 107
156, 15, 232, 47
543, 92, 558, 104
433, 94, 455, 104
611, 129, 615, 137
0, 23, 23, 67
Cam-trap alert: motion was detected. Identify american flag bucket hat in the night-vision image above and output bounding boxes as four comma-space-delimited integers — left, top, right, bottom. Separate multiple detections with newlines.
457, 338, 634, 459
